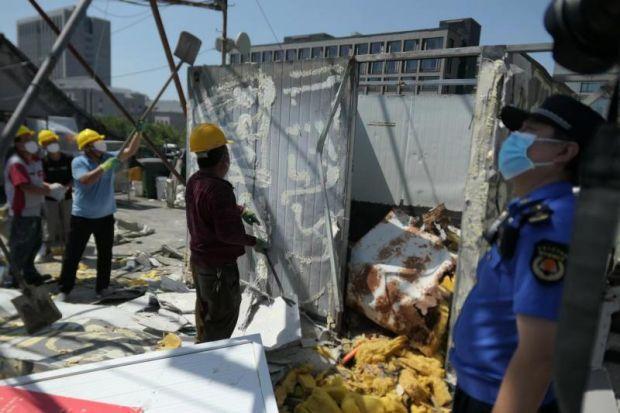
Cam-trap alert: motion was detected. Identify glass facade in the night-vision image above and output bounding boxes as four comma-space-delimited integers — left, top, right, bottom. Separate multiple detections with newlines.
370, 42, 383, 54
340, 44, 352, 57
286, 49, 297, 61
311, 47, 323, 59
325, 45, 338, 58
355, 43, 369, 55
298, 48, 311, 60
387, 40, 401, 53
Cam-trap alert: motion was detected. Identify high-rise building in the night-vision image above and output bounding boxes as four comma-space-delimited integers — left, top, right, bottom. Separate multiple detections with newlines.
229, 18, 481, 95
17, 7, 111, 85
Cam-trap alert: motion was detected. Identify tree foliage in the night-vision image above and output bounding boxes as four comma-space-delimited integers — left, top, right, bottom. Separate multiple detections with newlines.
97, 116, 185, 152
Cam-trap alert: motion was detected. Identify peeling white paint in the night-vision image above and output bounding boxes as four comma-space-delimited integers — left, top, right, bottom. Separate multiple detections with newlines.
289, 65, 345, 79
287, 154, 311, 185
283, 75, 340, 98
285, 125, 301, 137
280, 164, 339, 205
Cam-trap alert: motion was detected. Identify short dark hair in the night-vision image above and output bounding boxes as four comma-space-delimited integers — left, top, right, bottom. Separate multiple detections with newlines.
197, 145, 226, 169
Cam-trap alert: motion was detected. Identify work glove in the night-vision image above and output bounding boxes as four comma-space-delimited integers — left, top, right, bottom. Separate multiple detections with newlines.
48, 183, 67, 201
100, 157, 120, 172
253, 238, 270, 253
242, 209, 260, 226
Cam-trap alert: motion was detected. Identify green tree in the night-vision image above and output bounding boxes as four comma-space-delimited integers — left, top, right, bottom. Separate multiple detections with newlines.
97, 116, 185, 156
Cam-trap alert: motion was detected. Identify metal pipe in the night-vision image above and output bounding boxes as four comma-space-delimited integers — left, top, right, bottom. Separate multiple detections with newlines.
28, 0, 185, 183
221, 0, 228, 65
0, 0, 93, 161
149, 0, 187, 116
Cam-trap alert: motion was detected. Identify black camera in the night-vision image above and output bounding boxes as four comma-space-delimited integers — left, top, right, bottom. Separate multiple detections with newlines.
544, 0, 620, 74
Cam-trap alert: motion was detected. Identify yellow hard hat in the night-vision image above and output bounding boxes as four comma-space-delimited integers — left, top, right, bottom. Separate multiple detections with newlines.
76, 128, 105, 150
38, 129, 59, 146
189, 123, 232, 153
16, 125, 35, 139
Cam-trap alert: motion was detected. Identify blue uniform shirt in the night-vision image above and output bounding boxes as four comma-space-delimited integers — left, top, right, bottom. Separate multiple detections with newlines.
450, 181, 575, 406
71, 152, 117, 219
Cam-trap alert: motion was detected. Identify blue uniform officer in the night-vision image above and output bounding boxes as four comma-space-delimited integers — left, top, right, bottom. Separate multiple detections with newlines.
450, 95, 605, 413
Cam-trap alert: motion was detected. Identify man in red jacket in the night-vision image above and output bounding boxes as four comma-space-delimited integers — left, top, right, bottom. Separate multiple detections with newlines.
185, 123, 268, 342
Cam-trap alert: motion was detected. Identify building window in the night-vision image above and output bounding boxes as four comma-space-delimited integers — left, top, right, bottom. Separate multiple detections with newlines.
311, 47, 323, 59
274, 50, 283, 62
370, 42, 383, 54
355, 43, 369, 55
387, 41, 401, 53
400, 76, 416, 93
385, 60, 399, 74
403, 59, 418, 73
263, 51, 273, 62
286, 49, 297, 61
420, 58, 440, 72
403, 39, 418, 52
230, 54, 240, 64
418, 76, 440, 93
358, 62, 368, 75
240, 53, 250, 63
251, 52, 261, 63
580, 81, 604, 93
385, 80, 398, 94
423, 37, 444, 50
447, 38, 455, 48
298, 48, 311, 60
370, 61, 383, 75
340, 44, 352, 57
325, 45, 338, 58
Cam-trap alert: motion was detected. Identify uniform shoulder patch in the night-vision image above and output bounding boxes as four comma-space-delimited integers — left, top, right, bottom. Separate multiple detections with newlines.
530, 240, 568, 283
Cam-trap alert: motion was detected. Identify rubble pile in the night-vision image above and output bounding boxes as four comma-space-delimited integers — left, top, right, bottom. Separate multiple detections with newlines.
275, 335, 451, 413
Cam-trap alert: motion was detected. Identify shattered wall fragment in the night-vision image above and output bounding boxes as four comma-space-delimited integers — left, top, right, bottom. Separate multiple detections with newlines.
347, 210, 455, 344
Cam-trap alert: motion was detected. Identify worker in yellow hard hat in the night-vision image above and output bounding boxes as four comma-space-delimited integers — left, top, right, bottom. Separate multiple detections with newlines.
56, 125, 143, 302
3, 125, 58, 287
185, 122, 267, 342
34, 130, 73, 263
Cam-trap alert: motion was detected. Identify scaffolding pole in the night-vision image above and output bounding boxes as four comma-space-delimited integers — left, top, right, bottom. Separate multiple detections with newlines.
149, 0, 187, 116
0, 0, 93, 161
28, 0, 185, 183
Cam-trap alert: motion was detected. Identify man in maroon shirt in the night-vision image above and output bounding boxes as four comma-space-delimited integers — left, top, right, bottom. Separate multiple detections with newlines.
186, 123, 268, 342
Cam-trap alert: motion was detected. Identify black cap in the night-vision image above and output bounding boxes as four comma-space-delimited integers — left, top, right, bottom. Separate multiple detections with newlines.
500, 94, 605, 146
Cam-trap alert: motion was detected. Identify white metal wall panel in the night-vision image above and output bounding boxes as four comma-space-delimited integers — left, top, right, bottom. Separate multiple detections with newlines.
187, 59, 356, 318
353, 94, 475, 211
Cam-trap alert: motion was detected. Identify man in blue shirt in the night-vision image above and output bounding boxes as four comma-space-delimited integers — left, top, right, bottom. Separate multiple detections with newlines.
56, 128, 142, 301
450, 95, 605, 413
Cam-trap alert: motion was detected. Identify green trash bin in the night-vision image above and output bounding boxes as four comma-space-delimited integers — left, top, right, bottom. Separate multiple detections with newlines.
139, 158, 168, 199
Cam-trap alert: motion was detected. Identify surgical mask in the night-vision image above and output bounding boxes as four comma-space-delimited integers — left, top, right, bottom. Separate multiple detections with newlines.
46, 142, 60, 154
24, 141, 39, 154
93, 140, 107, 153
498, 132, 562, 180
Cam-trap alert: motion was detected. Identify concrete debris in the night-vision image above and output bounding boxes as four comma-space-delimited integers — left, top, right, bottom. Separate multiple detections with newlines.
114, 218, 155, 245
160, 272, 191, 293
156, 292, 195, 314
275, 335, 451, 413
173, 184, 186, 208
133, 308, 191, 332
232, 297, 302, 351
346, 210, 455, 346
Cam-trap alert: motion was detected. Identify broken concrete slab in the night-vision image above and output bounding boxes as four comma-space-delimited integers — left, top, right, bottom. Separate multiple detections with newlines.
156, 292, 195, 314
346, 210, 455, 341
160, 272, 191, 293
232, 297, 301, 351
133, 308, 191, 332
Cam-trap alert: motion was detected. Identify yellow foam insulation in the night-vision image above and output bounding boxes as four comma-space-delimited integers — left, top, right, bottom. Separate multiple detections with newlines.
156, 333, 182, 350
276, 335, 452, 413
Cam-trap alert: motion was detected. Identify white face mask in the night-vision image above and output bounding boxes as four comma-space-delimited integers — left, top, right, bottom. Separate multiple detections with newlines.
46, 142, 60, 154
24, 141, 39, 154
93, 140, 107, 153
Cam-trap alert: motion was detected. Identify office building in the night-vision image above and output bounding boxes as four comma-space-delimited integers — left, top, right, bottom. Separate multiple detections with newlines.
554, 64, 618, 115
229, 18, 481, 94
55, 77, 147, 118
17, 7, 111, 85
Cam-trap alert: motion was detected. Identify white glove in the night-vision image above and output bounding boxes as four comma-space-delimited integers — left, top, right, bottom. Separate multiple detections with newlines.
48, 183, 67, 201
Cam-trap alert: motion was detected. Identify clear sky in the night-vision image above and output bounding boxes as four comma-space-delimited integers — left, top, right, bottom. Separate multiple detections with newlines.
0, 0, 556, 100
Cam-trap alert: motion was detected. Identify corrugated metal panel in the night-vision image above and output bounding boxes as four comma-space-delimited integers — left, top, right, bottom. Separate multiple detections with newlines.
187, 59, 356, 318
353, 94, 475, 211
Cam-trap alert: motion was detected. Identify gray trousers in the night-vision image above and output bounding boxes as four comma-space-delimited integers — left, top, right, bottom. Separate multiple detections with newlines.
9, 216, 43, 285
43, 199, 72, 250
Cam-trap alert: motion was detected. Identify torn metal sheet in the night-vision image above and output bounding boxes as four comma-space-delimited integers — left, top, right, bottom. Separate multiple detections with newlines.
0, 335, 278, 413
187, 58, 357, 319
232, 297, 301, 351
346, 210, 455, 341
